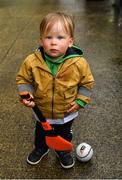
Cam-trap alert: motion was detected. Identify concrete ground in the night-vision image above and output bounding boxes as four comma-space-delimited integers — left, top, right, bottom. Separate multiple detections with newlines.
0, 0, 122, 179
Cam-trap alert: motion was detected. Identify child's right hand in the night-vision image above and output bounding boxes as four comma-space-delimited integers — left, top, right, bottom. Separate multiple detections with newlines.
21, 94, 35, 108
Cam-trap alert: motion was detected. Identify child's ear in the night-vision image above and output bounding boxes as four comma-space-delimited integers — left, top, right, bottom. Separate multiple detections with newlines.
69, 37, 74, 47
39, 38, 43, 46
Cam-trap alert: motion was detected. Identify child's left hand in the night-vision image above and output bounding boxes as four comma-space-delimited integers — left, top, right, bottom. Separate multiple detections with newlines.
67, 101, 81, 113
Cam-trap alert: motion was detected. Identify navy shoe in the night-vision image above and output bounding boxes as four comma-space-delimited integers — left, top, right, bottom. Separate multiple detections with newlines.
27, 148, 49, 165
55, 151, 75, 169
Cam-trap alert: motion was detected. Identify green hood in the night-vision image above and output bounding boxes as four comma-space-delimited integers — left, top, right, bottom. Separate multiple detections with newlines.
37, 44, 83, 62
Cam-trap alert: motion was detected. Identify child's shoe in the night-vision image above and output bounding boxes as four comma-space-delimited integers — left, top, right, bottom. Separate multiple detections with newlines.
55, 151, 75, 169
27, 148, 49, 165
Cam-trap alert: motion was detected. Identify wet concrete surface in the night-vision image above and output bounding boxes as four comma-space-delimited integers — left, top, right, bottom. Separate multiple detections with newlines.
0, 0, 122, 179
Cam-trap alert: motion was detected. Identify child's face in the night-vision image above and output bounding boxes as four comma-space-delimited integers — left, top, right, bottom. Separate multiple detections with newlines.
40, 22, 73, 58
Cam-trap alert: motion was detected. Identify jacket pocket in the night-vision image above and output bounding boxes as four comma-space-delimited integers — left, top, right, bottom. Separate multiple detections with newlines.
34, 88, 50, 104
64, 87, 77, 99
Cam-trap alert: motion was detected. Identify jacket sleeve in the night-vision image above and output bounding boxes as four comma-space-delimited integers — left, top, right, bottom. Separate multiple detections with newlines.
16, 55, 34, 93
76, 58, 95, 104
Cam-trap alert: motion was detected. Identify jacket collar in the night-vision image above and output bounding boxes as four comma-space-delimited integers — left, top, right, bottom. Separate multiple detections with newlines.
34, 45, 83, 73
37, 45, 83, 60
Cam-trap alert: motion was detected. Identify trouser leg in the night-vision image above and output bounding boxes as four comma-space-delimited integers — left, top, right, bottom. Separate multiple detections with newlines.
52, 120, 74, 142
34, 121, 48, 149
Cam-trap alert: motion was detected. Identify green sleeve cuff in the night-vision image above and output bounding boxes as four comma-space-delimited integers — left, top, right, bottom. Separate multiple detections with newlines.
75, 99, 87, 108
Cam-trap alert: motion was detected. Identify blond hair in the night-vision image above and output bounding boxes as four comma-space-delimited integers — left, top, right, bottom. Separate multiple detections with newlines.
40, 12, 74, 37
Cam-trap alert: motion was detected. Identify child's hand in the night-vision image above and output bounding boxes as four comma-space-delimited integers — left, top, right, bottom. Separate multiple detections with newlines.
67, 101, 81, 113
21, 94, 35, 108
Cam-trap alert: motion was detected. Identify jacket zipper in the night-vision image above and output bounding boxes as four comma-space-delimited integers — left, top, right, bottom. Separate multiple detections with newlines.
52, 77, 55, 119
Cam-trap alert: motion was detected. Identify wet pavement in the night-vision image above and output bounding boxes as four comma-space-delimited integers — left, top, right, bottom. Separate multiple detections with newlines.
0, 0, 122, 179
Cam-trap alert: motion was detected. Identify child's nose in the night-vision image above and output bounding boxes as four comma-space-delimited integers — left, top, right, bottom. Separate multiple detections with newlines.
51, 38, 57, 45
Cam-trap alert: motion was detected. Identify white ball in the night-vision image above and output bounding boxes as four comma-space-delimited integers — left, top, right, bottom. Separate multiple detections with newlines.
76, 142, 93, 162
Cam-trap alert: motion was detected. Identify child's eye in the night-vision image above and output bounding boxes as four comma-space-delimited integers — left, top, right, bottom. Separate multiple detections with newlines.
57, 36, 64, 40
46, 36, 52, 39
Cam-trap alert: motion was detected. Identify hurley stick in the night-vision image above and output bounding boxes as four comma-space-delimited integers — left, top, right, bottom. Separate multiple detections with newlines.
19, 92, 73, 151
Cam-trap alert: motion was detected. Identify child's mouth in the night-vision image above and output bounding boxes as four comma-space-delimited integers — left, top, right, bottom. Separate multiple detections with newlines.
50, 49, 59, 53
